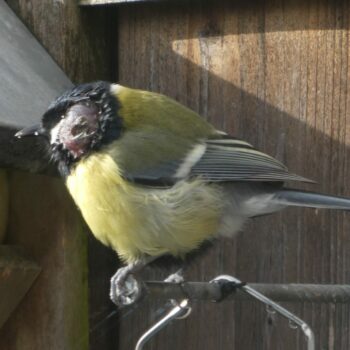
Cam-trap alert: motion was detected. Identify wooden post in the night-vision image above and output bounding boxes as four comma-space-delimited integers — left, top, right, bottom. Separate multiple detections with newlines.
0, 170, 8, 243
0, 245, 41, 329
0, 1, 118, 349
0, 172, 88, 350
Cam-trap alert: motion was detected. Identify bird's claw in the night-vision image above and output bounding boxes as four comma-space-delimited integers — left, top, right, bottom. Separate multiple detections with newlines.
110, 267, 142, 306
164, 269, 184, 283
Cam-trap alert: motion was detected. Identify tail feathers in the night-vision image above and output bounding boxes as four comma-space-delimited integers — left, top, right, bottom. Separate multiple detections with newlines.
274, 189, 350, 210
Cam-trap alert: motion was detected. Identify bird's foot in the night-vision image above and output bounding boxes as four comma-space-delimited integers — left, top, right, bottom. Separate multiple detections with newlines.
164, 269, 184, 283
110, 264, 142, 306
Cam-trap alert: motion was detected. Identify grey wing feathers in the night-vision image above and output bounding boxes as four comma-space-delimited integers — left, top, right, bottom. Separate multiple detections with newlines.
124, 133, 313, 186
189, 136, 313, 183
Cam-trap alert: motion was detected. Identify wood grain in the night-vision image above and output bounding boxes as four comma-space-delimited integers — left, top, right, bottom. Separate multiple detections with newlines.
5, 0, 117, 84
117, 1, 350, 349
0, 1, 72, 129
0, 173, 88, 350
1, 1, 118, 349
0, 1, 71, 174
0, 245, 40, 329
80, 0, 158, 5
0, 171, 8, 243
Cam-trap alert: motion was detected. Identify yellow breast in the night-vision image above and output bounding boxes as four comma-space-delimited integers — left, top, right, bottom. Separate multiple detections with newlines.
66, 148, 224, 264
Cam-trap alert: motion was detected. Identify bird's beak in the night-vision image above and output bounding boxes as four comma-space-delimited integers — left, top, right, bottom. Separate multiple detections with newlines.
15, 124, 45, 138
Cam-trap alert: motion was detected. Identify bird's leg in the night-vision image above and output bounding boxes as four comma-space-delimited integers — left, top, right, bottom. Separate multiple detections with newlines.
110, 257, 155, 306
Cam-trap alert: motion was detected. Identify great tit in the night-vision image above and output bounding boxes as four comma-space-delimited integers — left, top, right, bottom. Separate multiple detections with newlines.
15, 81, 350, 305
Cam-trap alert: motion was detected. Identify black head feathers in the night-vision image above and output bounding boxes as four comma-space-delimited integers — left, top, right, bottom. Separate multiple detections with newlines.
42, 81, 123, 176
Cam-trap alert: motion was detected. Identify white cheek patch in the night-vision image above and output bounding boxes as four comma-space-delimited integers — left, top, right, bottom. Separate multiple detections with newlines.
110, 84, 123, 96
50, 122, 62, 144
175, 143, 206, 179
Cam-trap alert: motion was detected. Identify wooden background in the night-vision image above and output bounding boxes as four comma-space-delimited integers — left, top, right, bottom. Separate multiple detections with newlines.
116, 1, 350, 349
1, 0, 350, 349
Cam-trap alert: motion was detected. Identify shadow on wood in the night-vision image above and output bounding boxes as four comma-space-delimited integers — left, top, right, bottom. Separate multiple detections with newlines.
115, 1, 350, 349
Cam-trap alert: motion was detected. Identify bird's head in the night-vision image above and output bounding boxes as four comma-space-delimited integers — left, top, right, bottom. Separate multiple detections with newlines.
15, 81, 123, 175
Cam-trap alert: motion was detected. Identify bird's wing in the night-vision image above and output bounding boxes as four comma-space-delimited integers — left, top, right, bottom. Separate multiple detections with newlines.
112, 86, 312, 185
114, 131, 312, 186
189, 135, 312, 183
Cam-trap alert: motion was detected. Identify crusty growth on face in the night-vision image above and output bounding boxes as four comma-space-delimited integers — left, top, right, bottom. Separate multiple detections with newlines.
54, 103, 100, 158
42, 81, 123, 176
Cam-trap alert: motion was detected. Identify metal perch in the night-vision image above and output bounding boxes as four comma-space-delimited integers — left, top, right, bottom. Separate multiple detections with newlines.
133, 275, 336, 350
142, 280, 350, 303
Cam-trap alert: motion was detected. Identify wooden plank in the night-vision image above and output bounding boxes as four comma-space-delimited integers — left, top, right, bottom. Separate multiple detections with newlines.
0, 172, 88, 350
6, 0, 118, 84
0, 1, 119, 350
80, 0, 166, 5
0, 1, 72, 129
0, 1, 72, 173
116, 1, 350, 349
0, 171, 8, 243
0, 245, 41, 329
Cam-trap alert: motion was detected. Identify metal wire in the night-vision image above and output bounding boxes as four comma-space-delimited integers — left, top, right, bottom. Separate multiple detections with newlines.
143, 281, 350, 303
135, 276, 328, 350
135, 299, 191, 350
211, 275, 315, 350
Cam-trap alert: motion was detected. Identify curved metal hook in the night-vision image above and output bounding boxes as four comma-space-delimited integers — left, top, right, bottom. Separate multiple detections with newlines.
135, 299, 191, 350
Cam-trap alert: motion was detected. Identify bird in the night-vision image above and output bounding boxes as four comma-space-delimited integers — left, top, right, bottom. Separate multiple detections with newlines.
15, 81, 350, 305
